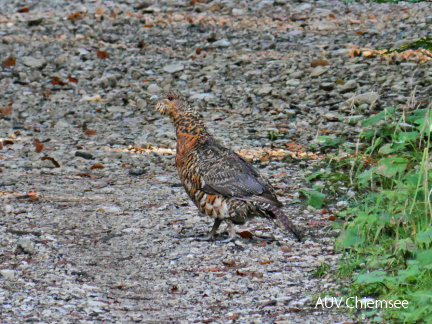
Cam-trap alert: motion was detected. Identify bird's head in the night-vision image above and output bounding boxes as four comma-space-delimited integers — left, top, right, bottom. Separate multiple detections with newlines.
155, 92, 189, 119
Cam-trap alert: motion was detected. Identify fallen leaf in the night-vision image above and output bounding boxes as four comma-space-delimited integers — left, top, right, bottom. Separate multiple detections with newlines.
90, 163, 104, 170
68, 12, 81, 21
41, 156, 60, 168
17, 7, 30, 13
95, 7, 103, 15
2, 56, 16, 68
336, 79, 345, 85
0, 106, 12, 115
207, 267, 222, 272
238, 230, 253, 239
349, 48, 360, 58
42, 87, 50, 98
226, 315, 239, 320
281, 247, 292, 252
259, 260, 272, 265
0, 141, 3, 150
97, 50, 110, 59
328, 215, 336, 221
27, 191, 38, 201
51, 76, 68, 86
3, 139, 13, 146
328, 13, 336, 19
196, 48, 202, 55
85, 129, 96, 135
222, 260, 237, 267
68, 75, 78, 83
55, 259, 67, 267
33, 139, 44, 153
143, 24, 152, 28
356, 30, 363, 35
236, 270, 263, 278
310, 59, 329, 67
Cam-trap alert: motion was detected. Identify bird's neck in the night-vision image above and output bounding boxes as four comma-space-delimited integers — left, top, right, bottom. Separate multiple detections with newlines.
173, 112, 211, 140
173, 113, 211, 160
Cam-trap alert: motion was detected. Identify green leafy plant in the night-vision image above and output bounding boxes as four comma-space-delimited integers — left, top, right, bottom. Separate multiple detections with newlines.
312, 105, 432, 322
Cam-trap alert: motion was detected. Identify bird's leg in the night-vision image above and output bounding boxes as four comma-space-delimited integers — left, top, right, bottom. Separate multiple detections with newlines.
220, 219, 238, 243
195, 218, 222, 241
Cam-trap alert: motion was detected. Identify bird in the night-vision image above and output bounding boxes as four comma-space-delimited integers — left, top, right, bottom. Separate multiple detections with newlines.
155, 92, 302, 242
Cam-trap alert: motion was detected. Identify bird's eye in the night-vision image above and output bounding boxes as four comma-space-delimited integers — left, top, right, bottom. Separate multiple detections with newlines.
167, 95, 174, 101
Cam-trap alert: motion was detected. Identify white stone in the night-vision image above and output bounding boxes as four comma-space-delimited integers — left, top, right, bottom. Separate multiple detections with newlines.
163, 63, 185, 73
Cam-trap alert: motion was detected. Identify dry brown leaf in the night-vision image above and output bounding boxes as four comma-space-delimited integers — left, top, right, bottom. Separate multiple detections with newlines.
196, 48, 202, 55
0, 106, 12, 115
68, 75, 78, 83
3, 139, 13, 146
97, 50, 109, 59
17, 7, 30, 13
356, 30, 363, 35
95, 7, 103, 15
0, 141, 3, 150
27, 191, 38, 201
68, 12, 81, 20
143, 24, 152, 28
33, 139, 44, 153
51, 76, 67, 86
42, 87, 50, 98
207, 267, 222, 272
90, 163, 104, 170
259, 260, 272, 265
2, 56, 16, 68
41, 156, 60, 168
349, 48, 360, 58
85, 129, 96, 135
236, 270, 263, 278
310, 59, 329, 67
238, 230, 253, 239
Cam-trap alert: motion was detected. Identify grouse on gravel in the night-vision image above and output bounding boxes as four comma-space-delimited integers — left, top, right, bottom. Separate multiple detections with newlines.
156, 92, 302, 242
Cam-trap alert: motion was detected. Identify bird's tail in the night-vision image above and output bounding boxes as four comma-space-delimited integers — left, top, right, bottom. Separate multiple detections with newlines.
266, 204, 302, 242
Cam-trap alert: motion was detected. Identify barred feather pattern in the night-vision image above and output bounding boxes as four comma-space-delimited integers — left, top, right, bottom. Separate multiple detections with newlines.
156, 92, 302, 241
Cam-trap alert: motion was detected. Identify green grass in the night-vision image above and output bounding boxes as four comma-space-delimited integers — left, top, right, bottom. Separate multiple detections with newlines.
308, 106, 432, 323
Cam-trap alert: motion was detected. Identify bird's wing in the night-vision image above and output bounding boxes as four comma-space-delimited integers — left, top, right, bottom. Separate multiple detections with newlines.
195, 140, 283, 208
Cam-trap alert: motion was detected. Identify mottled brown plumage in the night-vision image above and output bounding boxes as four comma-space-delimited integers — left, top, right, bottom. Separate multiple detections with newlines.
156, 92, 302, 242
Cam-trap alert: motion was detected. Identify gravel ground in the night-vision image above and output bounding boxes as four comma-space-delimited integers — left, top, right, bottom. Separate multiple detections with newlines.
1, 0, 432, 323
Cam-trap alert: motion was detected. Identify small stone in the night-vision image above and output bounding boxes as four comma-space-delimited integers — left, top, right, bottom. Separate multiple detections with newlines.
258, 85, 273, 95
54, 120, 70, 130
189, 93, 215, 101
232, 8, 246, 15
285, 109, 296, 117
289, 71, 303, 79
163, 63, 184, 73
1, 270, 18, 280
211, 39, 231, 48
324, 112, 339, 121
354, 92, 379, 105
22, 57, 46, 68
340, 80, 358, 93
147, 84, 162, 93
75, 151, 94, 160
312, 21, 338, 31
320, 82, 334, 90
310, 66, 328, 77
17, 238, 36, 254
